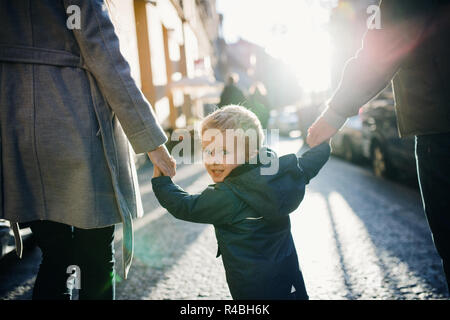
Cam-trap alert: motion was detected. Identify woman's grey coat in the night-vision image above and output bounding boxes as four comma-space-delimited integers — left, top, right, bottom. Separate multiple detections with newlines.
0, 0, 167, 278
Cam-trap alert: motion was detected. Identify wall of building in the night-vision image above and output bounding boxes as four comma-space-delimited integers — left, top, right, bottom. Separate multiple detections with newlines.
106, 0, 221, 131
109, 0, 141, 89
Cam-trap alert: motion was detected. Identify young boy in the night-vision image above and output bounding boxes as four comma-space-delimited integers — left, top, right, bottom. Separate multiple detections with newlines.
152, 105, 330, 300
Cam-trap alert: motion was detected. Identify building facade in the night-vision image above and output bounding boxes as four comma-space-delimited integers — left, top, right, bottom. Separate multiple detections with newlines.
108, 0, 221, 133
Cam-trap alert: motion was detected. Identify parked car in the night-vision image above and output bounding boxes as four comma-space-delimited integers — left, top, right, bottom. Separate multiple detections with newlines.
268, 106, 300, 136
0, 220, 33, 259
331, 114, 365, 162
360, 99, 417, 179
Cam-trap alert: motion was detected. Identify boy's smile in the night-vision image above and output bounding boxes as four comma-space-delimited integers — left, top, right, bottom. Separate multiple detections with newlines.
205, 163, 238, 183
209, 166, 225, 178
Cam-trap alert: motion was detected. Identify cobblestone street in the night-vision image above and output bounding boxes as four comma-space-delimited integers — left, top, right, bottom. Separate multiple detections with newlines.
1, 137, 448, 300
116, 137, 448, 299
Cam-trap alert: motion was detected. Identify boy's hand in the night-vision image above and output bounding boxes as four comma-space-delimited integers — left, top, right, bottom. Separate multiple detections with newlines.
147, 145, 176, 177
153, 165, 162, 178
298, 141, 331, 184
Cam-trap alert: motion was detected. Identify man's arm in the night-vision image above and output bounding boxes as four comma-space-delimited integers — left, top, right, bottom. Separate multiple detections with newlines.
151, 176, 236, 225
308, 0, 432, 146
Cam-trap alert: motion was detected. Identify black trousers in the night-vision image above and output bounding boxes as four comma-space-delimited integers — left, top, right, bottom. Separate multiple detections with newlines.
29, 220, 115, 300
416, 132, 450, 293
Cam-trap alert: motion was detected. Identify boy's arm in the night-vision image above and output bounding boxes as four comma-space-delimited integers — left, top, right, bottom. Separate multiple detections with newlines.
298, 142, 331, 184
151, 176, 236, 225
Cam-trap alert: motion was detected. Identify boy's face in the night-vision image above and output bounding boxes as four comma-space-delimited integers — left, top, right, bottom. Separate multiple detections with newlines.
202, 133, 240, 183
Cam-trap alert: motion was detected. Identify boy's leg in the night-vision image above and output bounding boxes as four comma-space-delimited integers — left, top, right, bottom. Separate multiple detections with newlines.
292, 269, 309, 300
276, 251, 309, 300
29, 220, 74, 300
73, 225, 115, 300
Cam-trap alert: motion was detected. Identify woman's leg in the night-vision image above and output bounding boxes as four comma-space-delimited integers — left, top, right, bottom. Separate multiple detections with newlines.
73, 225, 115, 300
29, 220, 74, 300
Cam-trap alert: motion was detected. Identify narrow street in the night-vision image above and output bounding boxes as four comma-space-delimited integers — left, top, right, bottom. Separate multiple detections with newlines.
1, 137, 448, 300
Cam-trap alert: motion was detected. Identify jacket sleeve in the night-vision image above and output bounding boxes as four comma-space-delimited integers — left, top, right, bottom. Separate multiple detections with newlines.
63, 0, 167, 154
298, 143, 331, 184
321, 0, 433, 129
151, 176, 236, 225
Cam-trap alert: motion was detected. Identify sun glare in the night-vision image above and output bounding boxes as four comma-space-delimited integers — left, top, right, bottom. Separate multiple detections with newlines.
217, 0, 334, 93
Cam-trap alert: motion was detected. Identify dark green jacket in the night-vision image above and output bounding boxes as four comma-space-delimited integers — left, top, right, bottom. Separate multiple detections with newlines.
323, 0, 450, 137
152, 143, 331, 299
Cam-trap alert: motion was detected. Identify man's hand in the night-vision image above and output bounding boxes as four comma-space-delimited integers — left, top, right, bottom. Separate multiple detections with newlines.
306, 117, 338, 147
147, 145, 176, 178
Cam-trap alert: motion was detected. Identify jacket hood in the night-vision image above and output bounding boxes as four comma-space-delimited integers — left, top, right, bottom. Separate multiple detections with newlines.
223, 148, 307, 220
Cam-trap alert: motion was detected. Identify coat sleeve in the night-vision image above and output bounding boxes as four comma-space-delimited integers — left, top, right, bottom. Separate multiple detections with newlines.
151, 176, 236, 225
63, 0, 167, 154
321, 0, 433, 129
298, 143, 331, 184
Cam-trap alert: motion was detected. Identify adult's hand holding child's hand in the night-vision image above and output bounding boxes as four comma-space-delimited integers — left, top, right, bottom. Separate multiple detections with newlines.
153, 165, 162, 178
306, 117, 338, 147
147, 145, 176, 178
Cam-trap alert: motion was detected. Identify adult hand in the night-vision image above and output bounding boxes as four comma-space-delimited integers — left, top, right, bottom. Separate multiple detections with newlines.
147, 145, 176, 178
153, 165, 162, 178
306, 117, 338, 147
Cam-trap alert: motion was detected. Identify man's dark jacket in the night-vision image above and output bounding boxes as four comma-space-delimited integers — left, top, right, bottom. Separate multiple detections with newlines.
152, 143, 331, 299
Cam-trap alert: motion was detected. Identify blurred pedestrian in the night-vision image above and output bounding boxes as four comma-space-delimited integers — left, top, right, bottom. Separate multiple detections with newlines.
247, 82, 270, 129
307, 0, 450, 293
218, 73, 247, 108
0, 0, 175, 300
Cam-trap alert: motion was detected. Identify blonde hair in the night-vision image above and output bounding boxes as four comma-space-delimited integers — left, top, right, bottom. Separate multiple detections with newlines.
201, 105, 265, 160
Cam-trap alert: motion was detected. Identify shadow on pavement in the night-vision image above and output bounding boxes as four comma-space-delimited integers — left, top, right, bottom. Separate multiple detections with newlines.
307, 156, 448, 298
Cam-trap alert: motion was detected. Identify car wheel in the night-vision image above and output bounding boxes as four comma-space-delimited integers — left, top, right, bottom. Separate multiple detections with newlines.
0, 227, 11, 258
371, 143, 395, 178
